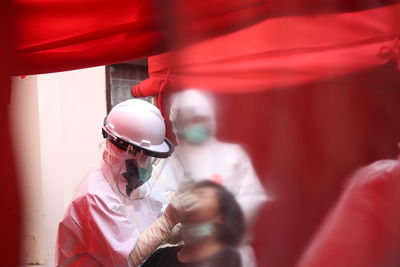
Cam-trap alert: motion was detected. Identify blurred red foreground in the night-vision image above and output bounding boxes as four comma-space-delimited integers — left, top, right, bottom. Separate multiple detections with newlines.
2, 0, 400, 266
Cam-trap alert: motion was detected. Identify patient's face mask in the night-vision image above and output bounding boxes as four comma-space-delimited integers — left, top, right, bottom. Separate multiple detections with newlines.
181, 222, 215, 244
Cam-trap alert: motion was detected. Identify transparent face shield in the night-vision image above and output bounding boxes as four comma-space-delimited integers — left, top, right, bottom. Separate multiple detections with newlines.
101, 140, 170, 200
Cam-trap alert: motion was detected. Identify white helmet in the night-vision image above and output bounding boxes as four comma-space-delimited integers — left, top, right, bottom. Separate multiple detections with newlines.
102, 99, 174, 158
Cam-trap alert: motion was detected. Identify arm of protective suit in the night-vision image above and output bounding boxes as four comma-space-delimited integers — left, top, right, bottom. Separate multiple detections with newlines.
86, 194, 142, 267
128, 193, 198, 266
231, 146, 269, 226
57, 198, 107, 267
57, 193, 140, 267
127, 211, 175, 267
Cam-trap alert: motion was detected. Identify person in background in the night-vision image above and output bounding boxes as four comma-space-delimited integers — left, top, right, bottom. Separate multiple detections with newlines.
141, 181, 245, 267
159, 89, 268, 267
56, 99, 195, 267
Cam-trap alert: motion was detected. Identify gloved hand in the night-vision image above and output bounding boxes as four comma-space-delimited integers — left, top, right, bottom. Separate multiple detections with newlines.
166, 223, 183, 244
176, 179, 195, 195
164, 192, 200, 225
128, 192, 199, 267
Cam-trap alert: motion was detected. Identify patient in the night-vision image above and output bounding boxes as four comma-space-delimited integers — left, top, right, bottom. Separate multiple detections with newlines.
141, 181, 245, 267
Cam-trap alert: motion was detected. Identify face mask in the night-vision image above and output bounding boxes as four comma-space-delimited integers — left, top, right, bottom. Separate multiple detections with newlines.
122, 159, 153, 196
181, 222, 215, 244
183, 124, 210, 144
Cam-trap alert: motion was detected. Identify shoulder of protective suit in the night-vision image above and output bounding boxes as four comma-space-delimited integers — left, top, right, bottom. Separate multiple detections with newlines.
71, 167, 125, 214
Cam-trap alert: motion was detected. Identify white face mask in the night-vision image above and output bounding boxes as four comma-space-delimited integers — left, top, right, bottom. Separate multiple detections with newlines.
181, 222, 216, 244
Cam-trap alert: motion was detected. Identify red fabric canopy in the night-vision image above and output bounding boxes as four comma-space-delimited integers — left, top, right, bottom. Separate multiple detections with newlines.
12, 0, 399, 75
134, 3, 400, 95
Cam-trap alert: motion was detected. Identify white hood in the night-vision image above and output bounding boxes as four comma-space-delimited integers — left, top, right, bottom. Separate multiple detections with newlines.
169, 89, 217, 135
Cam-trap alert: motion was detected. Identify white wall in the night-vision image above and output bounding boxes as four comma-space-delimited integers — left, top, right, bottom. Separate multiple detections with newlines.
11, 67, 107, 266
11, 75, 45, 265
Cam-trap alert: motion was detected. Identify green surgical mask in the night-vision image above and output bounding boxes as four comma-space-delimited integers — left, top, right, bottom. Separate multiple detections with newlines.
183, 124, 210, 144
138, 165, 153, 183
123, 159, 153, 196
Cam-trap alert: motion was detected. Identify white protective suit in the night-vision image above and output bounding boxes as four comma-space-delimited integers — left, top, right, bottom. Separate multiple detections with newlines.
56, 141, 168, 267
159, 89, 269, 267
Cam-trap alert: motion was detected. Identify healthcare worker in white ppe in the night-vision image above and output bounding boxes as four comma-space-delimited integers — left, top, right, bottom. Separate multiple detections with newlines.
56, 99, 195, 267
162, 89, 268, 267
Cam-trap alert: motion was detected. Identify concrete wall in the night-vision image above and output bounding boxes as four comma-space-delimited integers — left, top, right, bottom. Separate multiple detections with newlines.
11, 67, 107, 266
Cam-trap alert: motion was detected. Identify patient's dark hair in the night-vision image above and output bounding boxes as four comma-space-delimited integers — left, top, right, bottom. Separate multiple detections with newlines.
192, 181, 245, 247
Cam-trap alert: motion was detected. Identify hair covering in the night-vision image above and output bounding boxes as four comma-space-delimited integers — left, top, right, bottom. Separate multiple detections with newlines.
169, 89, 217, 135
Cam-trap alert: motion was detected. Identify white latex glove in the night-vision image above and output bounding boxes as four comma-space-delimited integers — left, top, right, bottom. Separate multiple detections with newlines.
166, 223, 183, 244
128, 193, 199, 267
165, 192, 200, 224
